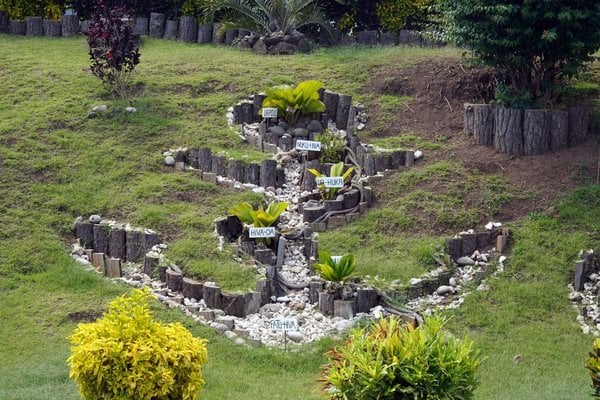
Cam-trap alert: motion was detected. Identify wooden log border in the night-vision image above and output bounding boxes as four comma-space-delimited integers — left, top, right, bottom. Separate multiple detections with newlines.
465, 103, 590, 155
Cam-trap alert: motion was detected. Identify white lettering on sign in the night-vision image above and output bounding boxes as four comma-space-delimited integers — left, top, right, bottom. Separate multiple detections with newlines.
295, 140, 322, 152
249, 226, 276, 238
269, 318, 299, 332
315, 177, 344, 188
331, 256, 342, 264
262, 108, 278, 118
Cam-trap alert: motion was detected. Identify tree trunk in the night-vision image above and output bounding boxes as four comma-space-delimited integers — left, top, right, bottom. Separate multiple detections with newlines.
212, 154, 227, 177
473, 104, 494, 146
43, 19, 61, 37
245, 162, 261, 185
61, 15, 79, 37
523, 109, 550, 155
260, 159, 277, 188
178, 16, 197, 43
166, 269, 183, 292
212, 23, 223, 44
322, 90, 339, 123
197, 23, 212, 43
494, 107, 523, 156
550, 110, 569, 150
227, 159, 245, 182
144, 231, 160, 252
319, 292, 335, 315
463, 103, 475, 136
163, 19, 178, 40
26, 16, 43, 36
568, 106, 590, 147
356, 289, 379, 313
197, 147, 212, 172
106, 258, 122, 278
134, 17, 149, 36
75, 221, 94, 249
183, 278, 203, 300
9, 20, 26, 35
149, 13, 165, 38
108, 228, 126, 259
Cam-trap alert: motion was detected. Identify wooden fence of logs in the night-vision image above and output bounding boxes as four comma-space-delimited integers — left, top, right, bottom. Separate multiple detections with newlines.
464, 104, 590, 156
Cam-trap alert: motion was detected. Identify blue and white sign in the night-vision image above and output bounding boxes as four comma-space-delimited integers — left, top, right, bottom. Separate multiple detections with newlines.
262, 108, 278, 118
315, 176, 344, 188
249, 226, 276, 239
269, 318, 299, 332
295, 140, 322, 152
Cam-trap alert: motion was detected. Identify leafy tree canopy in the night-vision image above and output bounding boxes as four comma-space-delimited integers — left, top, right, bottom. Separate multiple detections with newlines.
447, 0, 600, 106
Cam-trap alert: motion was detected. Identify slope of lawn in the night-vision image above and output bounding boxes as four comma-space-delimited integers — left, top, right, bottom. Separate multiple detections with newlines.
0, 34, 598, 399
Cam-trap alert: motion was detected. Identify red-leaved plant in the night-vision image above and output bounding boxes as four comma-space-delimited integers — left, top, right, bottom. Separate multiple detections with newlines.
86, 0, 140, 97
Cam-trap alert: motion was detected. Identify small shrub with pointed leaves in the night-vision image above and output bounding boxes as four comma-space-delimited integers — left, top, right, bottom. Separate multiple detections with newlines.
314, 250, 356, 283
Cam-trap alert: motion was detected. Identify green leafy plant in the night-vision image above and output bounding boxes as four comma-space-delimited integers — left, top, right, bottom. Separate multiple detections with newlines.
448, 0, 600, 106
0, 0, 64, 19
67, 289, 208, 400
314, 250, 356, 282
260, 80, 326, 126
308, 161, 354, 201
322, 314, 480, 400
375, 0, 426, 33
316, 130, 346, 164
586, 338, 600, 397
203, 0, 332, 38
228, 201, 288, 227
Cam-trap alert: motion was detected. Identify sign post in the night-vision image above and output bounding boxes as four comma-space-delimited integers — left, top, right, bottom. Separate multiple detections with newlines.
262, 107, 278, 124
269, 317, 299, 353
248, 226, 276, 239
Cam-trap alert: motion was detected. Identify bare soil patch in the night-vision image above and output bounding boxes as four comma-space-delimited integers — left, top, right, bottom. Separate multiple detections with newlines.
366, 58, 599, 225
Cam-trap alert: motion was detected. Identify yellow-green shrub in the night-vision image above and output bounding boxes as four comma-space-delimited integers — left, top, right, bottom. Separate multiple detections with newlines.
585, 338, 600, 397
322, 315, 480, 399
67, 289, 208, 400
375, 0, 431, 33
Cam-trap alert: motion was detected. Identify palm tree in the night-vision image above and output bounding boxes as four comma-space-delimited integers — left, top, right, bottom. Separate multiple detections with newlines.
204, 0, 332, 38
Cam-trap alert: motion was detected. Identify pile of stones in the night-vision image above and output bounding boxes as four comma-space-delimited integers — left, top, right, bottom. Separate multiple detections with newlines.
239, 30, 311, 55
569, 249, 600, 336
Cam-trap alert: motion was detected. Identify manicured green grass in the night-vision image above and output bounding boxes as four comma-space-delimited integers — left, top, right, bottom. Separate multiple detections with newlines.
0, 35, 598, 399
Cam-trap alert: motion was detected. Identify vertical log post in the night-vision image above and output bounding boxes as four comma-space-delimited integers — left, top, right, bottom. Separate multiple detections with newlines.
43, 19, 61, 37
568, 106, 590, 147
178, 16, 197, 42
163, 19, 178, 40
523, 109, 550, 156
494, 107, 523, 156
473, 104, 494, 146
61, 14, 79, 37
197, 23, 212, 43
149, 13, 165, 38
464, 103, 475, 136
550, 110, 569, 150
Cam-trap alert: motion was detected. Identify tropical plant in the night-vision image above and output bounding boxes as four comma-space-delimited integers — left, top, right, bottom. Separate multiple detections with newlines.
260, 80, 326, 126
308, 161, 354, 201
68, 289, 208, 400
376, 0, 431, 32
314, 250, 356, 282
203, 0, 332, 38
586, 338, 600, 397
447, 0, 600, 107
87, 0, 141, 98
316, 130, 345, 164
228, 201, 288, 227
322, 314, 480, 400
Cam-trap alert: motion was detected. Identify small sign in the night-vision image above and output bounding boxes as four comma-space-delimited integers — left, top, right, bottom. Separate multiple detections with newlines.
331, 256, 342, 264
315, 176, 344, 188
262, 108, 278, 118
249, 226, 276, 239
269, 318, 299, 332
296, 140, 322, 152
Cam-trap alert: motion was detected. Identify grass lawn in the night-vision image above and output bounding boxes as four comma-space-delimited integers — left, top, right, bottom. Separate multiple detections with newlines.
0, 34, 598, 399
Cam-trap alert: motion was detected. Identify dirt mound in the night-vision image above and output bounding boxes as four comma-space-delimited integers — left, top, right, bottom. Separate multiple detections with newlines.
368, 58, 495, 138
365, 57, 599, 227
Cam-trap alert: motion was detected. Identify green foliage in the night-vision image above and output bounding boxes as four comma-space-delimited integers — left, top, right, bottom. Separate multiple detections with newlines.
228, 201, 288, 227
586, 338, 600, 397
447, 0, 600, 106
314, 250, 356, 282
308, 161, 355, 200
376, 0, 428, 33
204, 0, 332, 38
322, 315, 480, 399
261, 80, 326, 126
67, 289, 208, 400
0, 0, 64, 19
316, 130, 346, 164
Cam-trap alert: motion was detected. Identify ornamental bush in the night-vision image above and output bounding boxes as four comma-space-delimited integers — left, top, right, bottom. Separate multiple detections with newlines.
67, 289, 208, 400
0, 0, 64, 19
86, 0, 140, 97
322, 315, 480, 399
